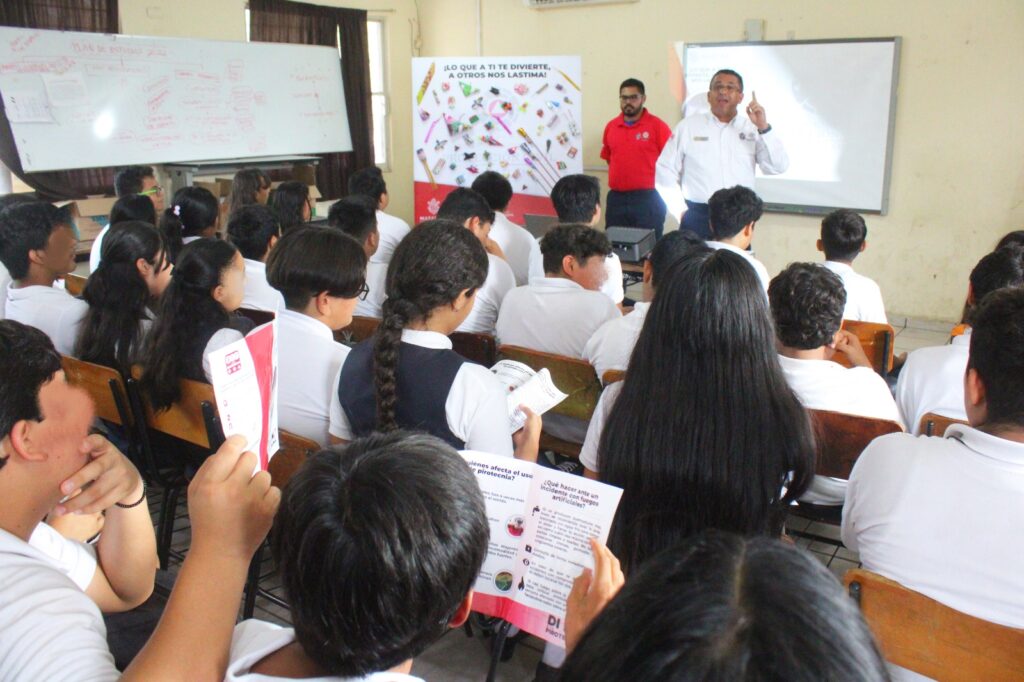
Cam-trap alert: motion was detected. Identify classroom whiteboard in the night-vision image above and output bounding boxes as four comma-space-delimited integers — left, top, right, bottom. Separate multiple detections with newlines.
0, 27, 352, 172
679, 39, 900, 214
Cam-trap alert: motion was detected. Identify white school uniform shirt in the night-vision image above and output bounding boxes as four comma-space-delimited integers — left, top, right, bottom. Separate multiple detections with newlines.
0, 263, 9, 320
492, 211, 542, 286
822, 260, 887, 323
201, 327, 245, 382
28, 522, 98, 591
227, 620, 424, 681
457, 253, 515, 335
777, 354, 903, 505
842, 425, 1024, 630
5, 283, 89, 355
241, 259, 285, 313
496, 277, 621, 359
580, 381, 623, 472
88, 223, 110, 273
373, 210, 411, 265
328, 329, 514, 456
355, 260, 388, 319
895, 330, 970, 435
277, 309, 350, 446
527, 247, 625, 305
0, 528, 118, 681
582, 301, 649, 379
706, 240, 771, 291
655, 111, 789, 219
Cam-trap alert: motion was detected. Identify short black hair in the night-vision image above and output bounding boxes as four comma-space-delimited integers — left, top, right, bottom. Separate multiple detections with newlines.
540, 223, 612, 275
966, 245, 1024, 324
0, 194, 36, 215
0, 202, 74, 280
268, 182, 311, 233
114, 166, 155, 197
348, 166, 387, 202
996, 230, 1024, 251
821, 209, 868, 262
270, 431, 489, 676
110, 194, 158, 227
0, 320, 62, 470
266, 226, 366, 310
471, 172, 513, 212
619, 78, 645, 95
327, 195, 379, 244
437, 188, 495, 227
710, 69, 744, 92
769, 263, 846, 350
648, 230, 707, 288
227, 204, 282, 261
551, 175, 601, 224
708, 185, 763, 240
969, 287, 1024, 427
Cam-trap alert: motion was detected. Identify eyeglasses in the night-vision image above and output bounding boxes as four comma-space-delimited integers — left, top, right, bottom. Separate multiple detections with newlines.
139, 185, 164, 196
619, 94, 642, 102
710, 83, 741, 93
356, 282, 370, 301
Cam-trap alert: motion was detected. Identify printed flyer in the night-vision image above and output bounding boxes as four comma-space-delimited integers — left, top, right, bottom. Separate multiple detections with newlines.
411, 56, 583, 224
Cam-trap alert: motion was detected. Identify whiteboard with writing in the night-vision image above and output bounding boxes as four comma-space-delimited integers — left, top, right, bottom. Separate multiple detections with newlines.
0, 27, 353, 172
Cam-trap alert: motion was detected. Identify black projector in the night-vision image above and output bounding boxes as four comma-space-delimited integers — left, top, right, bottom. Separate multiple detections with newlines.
606, 226, 656, 263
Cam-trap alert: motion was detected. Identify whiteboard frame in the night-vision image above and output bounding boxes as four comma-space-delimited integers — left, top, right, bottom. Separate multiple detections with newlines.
683, 37, 902, 216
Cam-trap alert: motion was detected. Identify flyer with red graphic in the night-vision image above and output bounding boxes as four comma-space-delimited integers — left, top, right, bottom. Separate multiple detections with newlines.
411, 56, 583, 225
461, 450, 622, 646
206, 320, 279, 473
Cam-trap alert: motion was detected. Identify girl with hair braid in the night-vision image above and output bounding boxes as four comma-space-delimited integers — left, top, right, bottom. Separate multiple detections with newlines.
329, 219, 540, 460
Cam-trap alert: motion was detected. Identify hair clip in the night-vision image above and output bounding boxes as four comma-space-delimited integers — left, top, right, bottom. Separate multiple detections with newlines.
173, 205, 181, 217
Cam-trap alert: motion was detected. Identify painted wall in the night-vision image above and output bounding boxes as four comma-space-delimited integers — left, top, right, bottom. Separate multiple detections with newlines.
417, 0, 1024, 322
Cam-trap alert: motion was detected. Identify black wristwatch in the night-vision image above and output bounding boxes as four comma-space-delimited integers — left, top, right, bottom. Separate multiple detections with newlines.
758, 125, 772, 135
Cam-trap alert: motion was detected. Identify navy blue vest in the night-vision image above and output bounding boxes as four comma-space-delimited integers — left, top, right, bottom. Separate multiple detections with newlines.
338, 339, 468, 449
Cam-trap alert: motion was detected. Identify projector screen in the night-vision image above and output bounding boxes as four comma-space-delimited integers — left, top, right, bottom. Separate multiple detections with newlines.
677, 39, 900, 215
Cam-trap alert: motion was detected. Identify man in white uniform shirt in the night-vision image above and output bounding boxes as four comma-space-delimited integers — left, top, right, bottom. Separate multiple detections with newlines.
768, 263, 902, 506
90, 165, 164, 273
843, 287, 1024, 640
348, 166, 411, 266
227, 204, 285, 313
0, 193, 37, 321
472, 171, 541, 286
817, 209, 887, 323
706, 186, 772, 291
329, 195, 388, 319
656, 69, 788, 240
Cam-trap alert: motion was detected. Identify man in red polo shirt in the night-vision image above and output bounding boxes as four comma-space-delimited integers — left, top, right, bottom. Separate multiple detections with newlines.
601, 78, 673, 239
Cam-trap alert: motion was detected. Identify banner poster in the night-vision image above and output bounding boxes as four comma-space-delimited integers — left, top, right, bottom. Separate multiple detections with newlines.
411, 56, 583, 224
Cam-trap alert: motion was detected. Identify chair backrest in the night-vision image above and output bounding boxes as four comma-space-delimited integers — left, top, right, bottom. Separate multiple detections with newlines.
602, 369, 625, 385
498, 345, 601, 422
450, 331, 497, 367
808, 409, 902, 479
61, 355, 131, 427
335, 315, 381, 345
919, 412, 970, 437
236, 308, 276, 327
129, 365, 223, 449
844, 569, 1024, 679
268, 430, 321, 487
64, 273, 87, 297
837, 320, 896, 376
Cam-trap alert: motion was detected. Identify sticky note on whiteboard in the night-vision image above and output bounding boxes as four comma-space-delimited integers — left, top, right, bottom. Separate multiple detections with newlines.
1, 90, 54, 123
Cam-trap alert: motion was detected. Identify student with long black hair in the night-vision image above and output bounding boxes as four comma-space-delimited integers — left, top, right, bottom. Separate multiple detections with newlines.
328, 220, 540, 460
268, 181, 311, 234
140, 239, 246, 412
580, 248, 815, 575
159, 186, 220, 263
227, 168, 271, 216
75, 221, 172, 372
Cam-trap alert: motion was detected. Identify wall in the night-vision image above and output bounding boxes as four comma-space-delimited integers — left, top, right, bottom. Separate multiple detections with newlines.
417, 0, 1024, 322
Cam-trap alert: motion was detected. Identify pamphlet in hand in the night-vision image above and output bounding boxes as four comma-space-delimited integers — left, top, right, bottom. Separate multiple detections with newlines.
490, 359, 568, 432
461, 450, 623, 646
206, 320, 279, 473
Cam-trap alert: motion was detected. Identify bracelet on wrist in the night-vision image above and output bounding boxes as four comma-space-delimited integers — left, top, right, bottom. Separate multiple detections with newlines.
115, 481, 147, 509
758, 124, 772, 135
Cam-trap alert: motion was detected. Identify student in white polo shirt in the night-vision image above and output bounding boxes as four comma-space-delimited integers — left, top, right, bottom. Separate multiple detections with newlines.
328, 194, 387, 319
348, 166, 411, 266
267, 227, 366, 446
706, 186, 771, 291
896, 244, 1024, 435
0, 202, 88, 355
843, 286, 1024, 633
768, 263, 902, 506
437, 188, 516, 336
472, 171, 541, 286
227, 204, 284, 313
0, 193, 38, 321
584, 230, 706, 379
90, 165, 164, 273
817, 209, 887, 323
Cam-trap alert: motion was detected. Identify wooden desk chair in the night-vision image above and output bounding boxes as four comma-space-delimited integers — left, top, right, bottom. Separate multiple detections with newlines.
64, 273, 87, 297
335, 315, 381, 345
950, 322, 969, 338
919, 412, 970, 437
836, 320, 896, 379
451, 331, 498, 366
844, 569, 1024, 680
602, 369, 625, 385
236, 307, 276, 327
61, 355, 133, 430
497, 345, 601, 459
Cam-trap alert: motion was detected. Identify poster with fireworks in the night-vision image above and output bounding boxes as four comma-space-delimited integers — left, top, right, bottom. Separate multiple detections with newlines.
411, 56, 583, 224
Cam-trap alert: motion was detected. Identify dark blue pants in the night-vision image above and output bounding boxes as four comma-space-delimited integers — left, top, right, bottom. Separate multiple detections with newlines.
681, 200, 711, 240
606, 189, 666, 239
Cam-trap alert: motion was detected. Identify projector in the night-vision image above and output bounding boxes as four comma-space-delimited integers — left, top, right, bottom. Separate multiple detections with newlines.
606, 226, 656, 264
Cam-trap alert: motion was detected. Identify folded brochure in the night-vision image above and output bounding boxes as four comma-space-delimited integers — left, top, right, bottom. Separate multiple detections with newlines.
490, 359, 568, 432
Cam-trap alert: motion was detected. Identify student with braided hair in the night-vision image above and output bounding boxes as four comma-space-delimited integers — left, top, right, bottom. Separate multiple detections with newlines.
328, 220, 540, 460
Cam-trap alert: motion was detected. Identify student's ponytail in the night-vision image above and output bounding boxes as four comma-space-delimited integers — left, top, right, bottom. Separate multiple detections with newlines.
159, 186, 220, 263
372, 220, 488, 431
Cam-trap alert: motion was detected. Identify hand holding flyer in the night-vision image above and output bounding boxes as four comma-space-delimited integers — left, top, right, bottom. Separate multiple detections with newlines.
490, 359, 568, 432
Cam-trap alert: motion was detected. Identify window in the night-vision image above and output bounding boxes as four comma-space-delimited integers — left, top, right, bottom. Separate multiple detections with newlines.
366, 18, 389, 168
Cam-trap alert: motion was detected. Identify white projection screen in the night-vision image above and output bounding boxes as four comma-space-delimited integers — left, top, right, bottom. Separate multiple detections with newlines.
679, 39, 901, 215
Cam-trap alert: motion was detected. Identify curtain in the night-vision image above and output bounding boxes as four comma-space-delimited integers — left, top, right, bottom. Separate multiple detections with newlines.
0, 0, 119, 199
250, 0, 374, 200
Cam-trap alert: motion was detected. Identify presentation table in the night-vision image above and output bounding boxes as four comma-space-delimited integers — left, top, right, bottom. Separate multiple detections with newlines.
164, 155, 322, 196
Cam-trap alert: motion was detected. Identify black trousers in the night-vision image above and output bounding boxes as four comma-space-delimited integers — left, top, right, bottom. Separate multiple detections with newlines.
606, 189, 666, 239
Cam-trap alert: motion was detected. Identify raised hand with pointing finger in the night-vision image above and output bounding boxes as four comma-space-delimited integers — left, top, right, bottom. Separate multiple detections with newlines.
746, 91, 770, 131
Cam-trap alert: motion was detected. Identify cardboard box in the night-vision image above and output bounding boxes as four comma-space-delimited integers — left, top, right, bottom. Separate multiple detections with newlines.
56, 196, 117, 256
